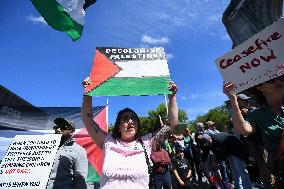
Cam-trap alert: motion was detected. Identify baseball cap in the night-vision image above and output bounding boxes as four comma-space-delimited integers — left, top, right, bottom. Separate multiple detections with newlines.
205, 121, 215, 126
196, 122, 204, 127
237, 94, 251, 100
53, 117, 75, 132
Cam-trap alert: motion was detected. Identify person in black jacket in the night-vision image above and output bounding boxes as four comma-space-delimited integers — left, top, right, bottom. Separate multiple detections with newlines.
196, 133, 252, 189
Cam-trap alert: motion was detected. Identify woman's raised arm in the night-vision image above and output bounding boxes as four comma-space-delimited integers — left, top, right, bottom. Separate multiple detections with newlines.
81, 78, 108, 149
152, 81, 179, 146
223, 81, 255, 136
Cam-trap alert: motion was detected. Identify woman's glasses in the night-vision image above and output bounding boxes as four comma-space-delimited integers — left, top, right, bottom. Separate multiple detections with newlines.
121, 115, 137, 122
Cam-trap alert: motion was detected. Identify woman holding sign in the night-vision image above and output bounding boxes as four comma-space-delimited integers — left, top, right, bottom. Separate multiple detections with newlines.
223, 76, 284, 188
81, 77, 179, 189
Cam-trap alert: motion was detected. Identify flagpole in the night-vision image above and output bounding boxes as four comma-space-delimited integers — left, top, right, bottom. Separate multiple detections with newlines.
106, 98, 109, 130
164, 94, 168, 115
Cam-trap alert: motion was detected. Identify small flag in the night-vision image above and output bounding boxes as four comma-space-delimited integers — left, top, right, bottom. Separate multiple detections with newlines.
30, 0, 97, 41
85, 47, 171, 96
74, 106, 107, 182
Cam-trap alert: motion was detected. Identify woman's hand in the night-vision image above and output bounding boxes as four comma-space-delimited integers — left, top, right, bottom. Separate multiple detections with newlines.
169, 81, 178, 95
82, 77, 92, 93
223, 81, 237, 100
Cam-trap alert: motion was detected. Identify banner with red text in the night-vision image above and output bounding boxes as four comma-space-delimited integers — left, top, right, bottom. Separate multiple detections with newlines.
0, 134, 61, 189
215, 17, 284, 93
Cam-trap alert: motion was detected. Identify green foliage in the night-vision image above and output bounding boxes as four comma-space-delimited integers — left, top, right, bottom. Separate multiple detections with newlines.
178, 109, 188, 123
139, 116, 153, 136
191, 104, 230, 132
107, 103, 229, 134
108, 123, 114, 134
139, 103, 188, 135
187, 121, 196, 133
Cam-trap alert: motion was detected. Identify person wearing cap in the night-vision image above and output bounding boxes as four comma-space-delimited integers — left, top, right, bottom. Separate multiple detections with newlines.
172, 147, 192, 189
196, 133, 252, 189
194, 122, 204, 134
204, 121, 220, 135
237, 94, 256, 119
46, 117, 88, 189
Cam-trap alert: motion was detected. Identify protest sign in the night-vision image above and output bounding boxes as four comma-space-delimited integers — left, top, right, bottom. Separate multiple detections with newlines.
0, 134, 61, 189
85, 47, 171, 96
215, 17, 284, 93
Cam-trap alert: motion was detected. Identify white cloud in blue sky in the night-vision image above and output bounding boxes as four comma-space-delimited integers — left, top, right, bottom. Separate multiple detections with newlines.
1, 0, 234, 125
92, 0, 230, 46
188, 91, 224, 100
180, 96, 187, 100
141, 35, 169, 45
26, 15, 47, 25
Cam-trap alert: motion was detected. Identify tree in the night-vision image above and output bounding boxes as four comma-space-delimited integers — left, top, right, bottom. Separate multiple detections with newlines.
108, 123, 114, 134
191, 104, 230, 132
139, 103, 188, 135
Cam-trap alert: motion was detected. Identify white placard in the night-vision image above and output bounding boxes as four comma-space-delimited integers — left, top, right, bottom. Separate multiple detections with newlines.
215, 17, 284, 93
0, 134, 61, 189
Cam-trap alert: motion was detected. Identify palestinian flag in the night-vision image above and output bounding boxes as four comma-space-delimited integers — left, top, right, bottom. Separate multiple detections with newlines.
30, 0, 97, 41
85, 47, 171, 96
73, 106, 107, 183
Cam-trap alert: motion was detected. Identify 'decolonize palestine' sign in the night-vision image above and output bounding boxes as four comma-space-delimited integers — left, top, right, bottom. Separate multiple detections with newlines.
215, 17, 284, 93
84, 47, 171, 96
0, 135, 61, 189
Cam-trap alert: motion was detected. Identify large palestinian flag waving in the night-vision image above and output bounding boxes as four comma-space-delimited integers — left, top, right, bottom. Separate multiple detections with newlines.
85, 47, 171, 96
73, 106, 107, 183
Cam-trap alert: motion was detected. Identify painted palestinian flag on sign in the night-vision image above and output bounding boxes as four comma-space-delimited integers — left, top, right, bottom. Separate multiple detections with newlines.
85, 47, 171, 96
73, 106, 107, 183
30, 0, 97, 41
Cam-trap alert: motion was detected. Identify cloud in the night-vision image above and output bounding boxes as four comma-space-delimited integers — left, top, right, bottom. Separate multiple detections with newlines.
147, 1, 229, 40
26, 15, 47, 25
208, 14, 220, 23
141, 35, 170, 45
95, 1, 230, 45
187, 106, 213, 120
188, 91, 224, 100
181, 96, 187, 100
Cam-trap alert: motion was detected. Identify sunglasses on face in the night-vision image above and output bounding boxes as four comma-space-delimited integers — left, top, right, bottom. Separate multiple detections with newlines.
53, 125, 72, 131
266, 75, 284, 83
120, 115, 137, 122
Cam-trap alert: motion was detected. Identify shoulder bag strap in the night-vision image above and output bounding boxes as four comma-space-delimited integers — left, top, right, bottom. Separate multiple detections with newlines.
138, 138, 152, 174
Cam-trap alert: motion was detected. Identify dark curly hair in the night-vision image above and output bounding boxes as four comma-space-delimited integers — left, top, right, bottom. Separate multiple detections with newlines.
112, 108, 141, 139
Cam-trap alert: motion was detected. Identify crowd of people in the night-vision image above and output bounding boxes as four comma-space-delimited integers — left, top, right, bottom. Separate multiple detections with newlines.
45, 76, 283, 189
148, 77, 284, 189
